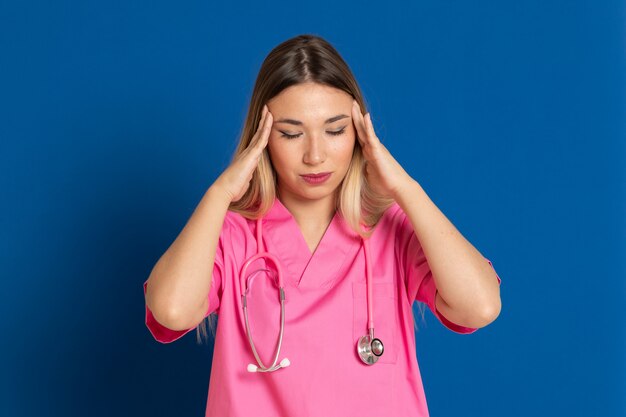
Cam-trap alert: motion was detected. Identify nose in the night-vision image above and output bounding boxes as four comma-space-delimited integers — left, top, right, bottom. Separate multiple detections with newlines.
303, 133, 326, 165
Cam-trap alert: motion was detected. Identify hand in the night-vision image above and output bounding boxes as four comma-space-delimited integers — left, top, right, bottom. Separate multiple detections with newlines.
351, 100, 413, 200
215, 105, 273, 202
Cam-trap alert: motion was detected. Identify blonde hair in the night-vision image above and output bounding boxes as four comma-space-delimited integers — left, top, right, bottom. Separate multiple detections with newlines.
196, 34, 428, 344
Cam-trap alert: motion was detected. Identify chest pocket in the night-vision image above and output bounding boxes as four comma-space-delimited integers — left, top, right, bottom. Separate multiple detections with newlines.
352, 281, 399, 364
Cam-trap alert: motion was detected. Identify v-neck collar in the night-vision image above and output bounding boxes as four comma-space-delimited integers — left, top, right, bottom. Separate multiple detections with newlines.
262, 197, 362, 289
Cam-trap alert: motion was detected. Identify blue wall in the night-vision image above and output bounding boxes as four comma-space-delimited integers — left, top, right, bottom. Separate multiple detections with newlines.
1, 1, 624, 416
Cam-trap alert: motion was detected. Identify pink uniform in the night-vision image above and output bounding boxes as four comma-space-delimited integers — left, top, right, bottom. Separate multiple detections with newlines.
143, 197, 501, 416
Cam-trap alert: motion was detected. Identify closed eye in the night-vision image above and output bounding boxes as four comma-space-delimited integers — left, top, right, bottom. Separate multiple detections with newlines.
280, 127, 347, 140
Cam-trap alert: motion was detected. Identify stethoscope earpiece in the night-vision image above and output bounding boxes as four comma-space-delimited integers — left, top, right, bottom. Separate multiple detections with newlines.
247, 358, 291, 373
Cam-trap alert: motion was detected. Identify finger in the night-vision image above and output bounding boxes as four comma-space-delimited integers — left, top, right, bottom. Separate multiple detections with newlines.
351, 100, 369, 146
255, 110, 273, 150
257, 105, 268, 133
365, 113, 380, 144
249, 108, 270, 147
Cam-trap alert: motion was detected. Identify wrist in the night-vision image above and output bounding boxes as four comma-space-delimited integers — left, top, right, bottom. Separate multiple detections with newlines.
208, 180, 234, 205
392, 177, 419, 202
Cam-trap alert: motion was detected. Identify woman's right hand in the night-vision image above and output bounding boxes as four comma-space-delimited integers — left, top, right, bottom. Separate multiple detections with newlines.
214, 104, 273, 203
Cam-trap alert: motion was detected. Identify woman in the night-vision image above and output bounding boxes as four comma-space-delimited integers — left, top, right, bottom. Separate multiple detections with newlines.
143, 34, 502, 417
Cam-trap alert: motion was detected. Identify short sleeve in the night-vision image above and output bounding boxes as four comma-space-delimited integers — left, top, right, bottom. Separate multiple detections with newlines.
142, 217, 227, 344
394, 205, 502, 334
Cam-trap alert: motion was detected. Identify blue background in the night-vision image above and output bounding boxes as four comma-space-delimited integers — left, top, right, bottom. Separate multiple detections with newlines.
1, 1, 624, 416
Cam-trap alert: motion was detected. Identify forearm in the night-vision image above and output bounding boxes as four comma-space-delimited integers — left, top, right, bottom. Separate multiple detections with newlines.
393, 179, 501, 325
145, 182, 231, 330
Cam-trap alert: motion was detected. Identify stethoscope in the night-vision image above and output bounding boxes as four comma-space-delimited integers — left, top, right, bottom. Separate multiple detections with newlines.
240, 215, 384, 373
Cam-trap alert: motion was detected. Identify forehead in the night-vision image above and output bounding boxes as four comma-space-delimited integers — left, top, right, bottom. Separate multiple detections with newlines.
268, 83, 353, 121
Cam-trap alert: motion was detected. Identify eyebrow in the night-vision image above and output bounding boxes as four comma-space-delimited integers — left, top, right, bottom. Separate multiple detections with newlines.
275, 114, 350, 126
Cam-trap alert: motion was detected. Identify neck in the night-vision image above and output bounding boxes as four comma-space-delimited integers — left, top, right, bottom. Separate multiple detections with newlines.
277, 188, 337, 231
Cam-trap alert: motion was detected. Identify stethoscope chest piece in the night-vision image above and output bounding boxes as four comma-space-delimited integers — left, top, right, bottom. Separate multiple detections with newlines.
357, 334, 384, 365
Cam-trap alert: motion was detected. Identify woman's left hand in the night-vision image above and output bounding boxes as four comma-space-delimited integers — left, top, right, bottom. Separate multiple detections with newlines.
351, 100, 414, 200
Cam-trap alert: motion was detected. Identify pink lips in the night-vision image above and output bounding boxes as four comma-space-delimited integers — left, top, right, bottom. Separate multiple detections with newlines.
300, 172, 332, 184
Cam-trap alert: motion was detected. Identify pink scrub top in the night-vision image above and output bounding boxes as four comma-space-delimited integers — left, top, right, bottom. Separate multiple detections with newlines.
143, 197, 501, 417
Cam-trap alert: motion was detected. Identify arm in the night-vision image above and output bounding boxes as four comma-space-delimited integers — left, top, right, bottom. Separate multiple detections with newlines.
394, 179, 502, 329
144, 183, 231, 331
145, 103, 273, 333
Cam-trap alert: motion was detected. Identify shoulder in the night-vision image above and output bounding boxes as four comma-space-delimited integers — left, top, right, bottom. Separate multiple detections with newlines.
215, 210, 257, 260
220, 210, 262, 247
222, 209, 253, 235
377, 202, 408, 230
368, 202, 409, 241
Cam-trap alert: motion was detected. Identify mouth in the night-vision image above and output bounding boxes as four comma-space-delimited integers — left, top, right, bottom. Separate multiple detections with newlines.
300, 172, 332, 178
300, 172, 332, 184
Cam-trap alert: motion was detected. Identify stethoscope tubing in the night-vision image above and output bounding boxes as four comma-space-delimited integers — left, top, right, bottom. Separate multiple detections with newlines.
363, 237, 375, 340
240, 214, 379, 371
240, 218, 287, 372
241, 266, 285, 372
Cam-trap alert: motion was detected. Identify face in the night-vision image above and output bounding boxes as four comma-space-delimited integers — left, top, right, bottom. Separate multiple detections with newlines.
266, 82, 357, 203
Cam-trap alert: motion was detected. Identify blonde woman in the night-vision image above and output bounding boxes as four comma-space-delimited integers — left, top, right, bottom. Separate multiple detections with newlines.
143, 33, 502, 417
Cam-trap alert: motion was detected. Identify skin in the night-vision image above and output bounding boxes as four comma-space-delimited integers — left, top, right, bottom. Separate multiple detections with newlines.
264, 81, 501, 328
266, 82, 356, 251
